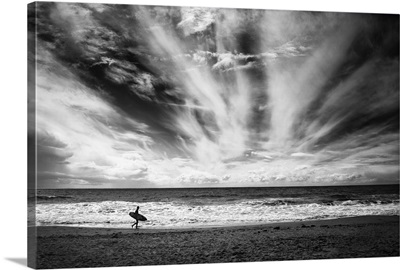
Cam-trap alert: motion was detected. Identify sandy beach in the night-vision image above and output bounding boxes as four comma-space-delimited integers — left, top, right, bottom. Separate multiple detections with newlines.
32, 215, 399, 269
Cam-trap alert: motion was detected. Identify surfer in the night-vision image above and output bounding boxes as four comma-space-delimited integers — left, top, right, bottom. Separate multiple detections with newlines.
129, 206, 147, 229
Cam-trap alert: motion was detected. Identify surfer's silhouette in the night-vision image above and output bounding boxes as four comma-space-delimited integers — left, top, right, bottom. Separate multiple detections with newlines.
129, 206, 147, 229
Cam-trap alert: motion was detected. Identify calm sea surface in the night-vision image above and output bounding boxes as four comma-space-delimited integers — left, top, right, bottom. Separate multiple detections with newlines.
31, 185, 399, 228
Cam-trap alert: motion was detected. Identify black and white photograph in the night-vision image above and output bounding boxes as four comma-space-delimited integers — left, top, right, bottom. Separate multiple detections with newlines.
25, 0, 399, 269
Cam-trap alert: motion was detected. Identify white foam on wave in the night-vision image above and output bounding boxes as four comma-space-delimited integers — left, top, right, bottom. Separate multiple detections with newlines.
35, 199, 400, 228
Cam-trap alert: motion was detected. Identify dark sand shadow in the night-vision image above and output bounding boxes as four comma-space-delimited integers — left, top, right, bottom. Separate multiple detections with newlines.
5, 258, 27, 266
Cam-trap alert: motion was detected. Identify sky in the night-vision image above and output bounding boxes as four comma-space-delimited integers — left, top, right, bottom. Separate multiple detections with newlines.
28, 2, 399, 188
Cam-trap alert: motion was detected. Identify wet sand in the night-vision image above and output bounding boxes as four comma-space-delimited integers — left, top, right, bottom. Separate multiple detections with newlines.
33, 215, 399, 269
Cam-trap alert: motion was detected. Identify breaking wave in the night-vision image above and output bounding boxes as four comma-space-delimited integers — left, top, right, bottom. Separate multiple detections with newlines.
36, 198, 399, 228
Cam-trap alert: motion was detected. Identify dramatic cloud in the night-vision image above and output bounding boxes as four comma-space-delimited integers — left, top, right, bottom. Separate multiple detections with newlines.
30, 3, 399, 188
178, 7, 216, 36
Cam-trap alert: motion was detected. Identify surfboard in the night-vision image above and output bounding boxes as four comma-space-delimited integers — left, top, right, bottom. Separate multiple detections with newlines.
129, 212, 147, 221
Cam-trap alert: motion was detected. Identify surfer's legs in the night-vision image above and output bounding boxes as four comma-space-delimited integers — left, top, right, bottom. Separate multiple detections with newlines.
136, 220, 139, 229
131, 221, 137, 228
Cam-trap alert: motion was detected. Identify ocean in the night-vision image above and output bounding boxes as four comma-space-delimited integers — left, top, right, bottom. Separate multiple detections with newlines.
31, 185, 399, 229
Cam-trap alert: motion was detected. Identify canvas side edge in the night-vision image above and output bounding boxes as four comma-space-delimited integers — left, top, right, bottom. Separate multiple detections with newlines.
27, 2, 37, 269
